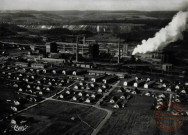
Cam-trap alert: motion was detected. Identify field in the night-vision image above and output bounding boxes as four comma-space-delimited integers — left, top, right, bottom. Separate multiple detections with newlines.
98, 95, 156, 135
17, 100, 107, 135
99, 95, 188, 135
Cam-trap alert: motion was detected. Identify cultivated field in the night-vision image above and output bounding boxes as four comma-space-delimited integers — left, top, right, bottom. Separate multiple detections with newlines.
18, 100, 107, 135
98, 95, 156, 135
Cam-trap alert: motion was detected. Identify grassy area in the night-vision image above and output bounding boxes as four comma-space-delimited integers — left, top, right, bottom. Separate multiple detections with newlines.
98, 95, 156, 135
18, 100, 107, 135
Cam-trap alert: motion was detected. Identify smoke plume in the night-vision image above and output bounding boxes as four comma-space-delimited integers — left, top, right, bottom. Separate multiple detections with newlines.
132, 11, 188, 55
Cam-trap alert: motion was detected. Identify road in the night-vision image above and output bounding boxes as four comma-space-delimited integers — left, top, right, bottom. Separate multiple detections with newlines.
96, 81, 120, 106
15, 81, 119, 135
91, 81, 120, 135
16, 81, 77, 114
91, 105, 112, 135
117, 85, 175, 95
48, 98, 113, 135
48, 81, 120, 135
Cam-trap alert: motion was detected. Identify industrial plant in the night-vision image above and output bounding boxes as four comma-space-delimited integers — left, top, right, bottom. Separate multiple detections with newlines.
0, 5, 188, 135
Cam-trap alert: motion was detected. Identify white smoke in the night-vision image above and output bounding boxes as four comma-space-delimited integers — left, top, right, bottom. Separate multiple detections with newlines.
132, 11, 188, 55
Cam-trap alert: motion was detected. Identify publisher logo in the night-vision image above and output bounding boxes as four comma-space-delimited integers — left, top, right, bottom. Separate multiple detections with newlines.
153, 101, 184, 132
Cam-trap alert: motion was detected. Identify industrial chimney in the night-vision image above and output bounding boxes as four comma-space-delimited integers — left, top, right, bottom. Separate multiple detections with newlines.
82, 36, 85, 55
118, 38, 120, 64
76, 36, 79, 62
123, 44, 128, 56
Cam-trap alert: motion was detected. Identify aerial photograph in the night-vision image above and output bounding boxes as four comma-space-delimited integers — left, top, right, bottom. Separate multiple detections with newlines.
0, 0, 188, 135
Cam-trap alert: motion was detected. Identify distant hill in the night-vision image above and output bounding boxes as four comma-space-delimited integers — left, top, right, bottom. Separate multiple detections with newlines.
0, 10, 176, 26
0, 23, 27, 36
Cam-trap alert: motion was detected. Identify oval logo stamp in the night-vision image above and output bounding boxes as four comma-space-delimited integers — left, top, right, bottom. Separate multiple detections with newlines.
153, 101, 184, 132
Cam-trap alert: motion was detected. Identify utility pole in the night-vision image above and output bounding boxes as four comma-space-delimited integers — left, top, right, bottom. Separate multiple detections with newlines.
167, 93, 173, 111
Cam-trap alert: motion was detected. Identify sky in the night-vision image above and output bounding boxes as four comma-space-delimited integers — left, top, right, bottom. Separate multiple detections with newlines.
0, 0, 188, 11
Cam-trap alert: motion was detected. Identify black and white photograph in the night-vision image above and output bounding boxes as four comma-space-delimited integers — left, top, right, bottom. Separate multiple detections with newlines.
0, 0, 188, 135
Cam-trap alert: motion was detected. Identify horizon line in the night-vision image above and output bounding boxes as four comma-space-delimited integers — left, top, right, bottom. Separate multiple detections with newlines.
0, 9, 180, 12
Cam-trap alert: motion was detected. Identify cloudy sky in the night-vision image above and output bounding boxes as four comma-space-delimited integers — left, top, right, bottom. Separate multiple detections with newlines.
0, 0, 188, 11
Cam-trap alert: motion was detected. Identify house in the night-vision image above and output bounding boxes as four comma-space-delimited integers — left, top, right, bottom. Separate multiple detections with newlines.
52, 68, 64, 74
144, 81, 155, 89
74, 85, 80, 90
124, 78, 135, 86
31, 63, 45, 69
133, 80, 145, 88
15, 62, 28, 68
91, 75, 106, 82
72, 96, 77, 101
85, 97, 94, 103
72, 69, 88, 76
85, 98, 91, 103
145, 92, 151, 96
98, 88, 103, 93
59, 94, 64, 99
42, 67, 54, 74
62, 68, 75, 75
103, 75, 118, 84
78, 92, 83, 97
91, 94, 96, 99
113, 104, 119, 109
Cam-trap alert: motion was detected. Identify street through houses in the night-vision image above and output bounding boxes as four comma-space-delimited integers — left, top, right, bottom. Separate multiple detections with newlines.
13, 80, 120, 135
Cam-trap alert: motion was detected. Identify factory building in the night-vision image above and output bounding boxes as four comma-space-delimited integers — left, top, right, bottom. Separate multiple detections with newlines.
162, 64, 172, 71
46, 42, 58, 53
135, 51, 169, 65
45, 41, 99, 60
89, 43, 99, 60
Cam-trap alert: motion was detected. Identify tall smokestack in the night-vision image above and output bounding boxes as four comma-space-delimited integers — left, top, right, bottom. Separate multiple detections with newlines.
73, 43, 75, 54
125, 44, 128, 55
132, 11, 188, 55
82, 36, 85, 55
76, 36, 79, 62
118, 38, 120, 63
123, 44, 128, 56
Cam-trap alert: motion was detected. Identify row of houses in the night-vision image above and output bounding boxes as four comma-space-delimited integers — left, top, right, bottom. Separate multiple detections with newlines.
101, 87, 133, 108
57, 89, 102, 104
123, 77, 155, 89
